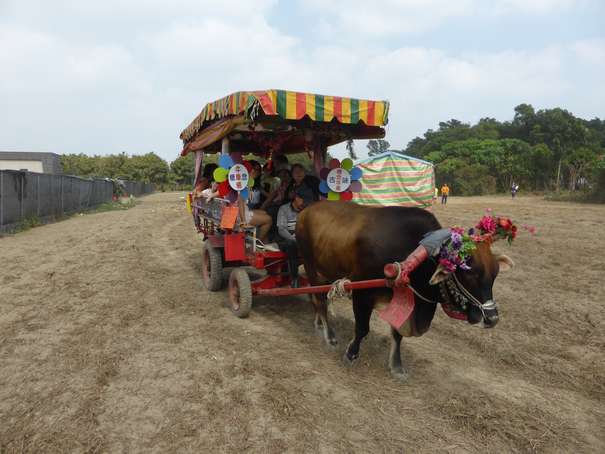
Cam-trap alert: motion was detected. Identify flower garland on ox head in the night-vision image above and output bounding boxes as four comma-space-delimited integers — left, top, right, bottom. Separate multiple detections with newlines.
438, 211, 529, 273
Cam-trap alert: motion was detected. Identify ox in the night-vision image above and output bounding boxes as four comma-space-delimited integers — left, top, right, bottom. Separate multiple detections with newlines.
296, 201, 513, 380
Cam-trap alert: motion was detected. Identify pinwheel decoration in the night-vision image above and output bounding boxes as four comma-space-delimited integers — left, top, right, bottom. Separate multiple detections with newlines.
319, 158, 363, 201
213, 154, 255, 203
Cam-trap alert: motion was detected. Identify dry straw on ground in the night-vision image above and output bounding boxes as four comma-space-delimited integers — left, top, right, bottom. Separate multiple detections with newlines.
1, 193, 603, 452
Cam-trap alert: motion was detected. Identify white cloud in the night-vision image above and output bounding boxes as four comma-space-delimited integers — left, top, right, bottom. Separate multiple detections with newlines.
0, 1, 603, 162
491, 0, 586, 14
303, 0, 475, 35
571, 38, 605, 67
301, 0, 595, 37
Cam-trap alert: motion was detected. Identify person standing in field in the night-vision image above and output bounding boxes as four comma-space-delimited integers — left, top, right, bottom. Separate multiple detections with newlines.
433, 186, 438, 205
511, 182, 519, 199
440, 183, 450, 205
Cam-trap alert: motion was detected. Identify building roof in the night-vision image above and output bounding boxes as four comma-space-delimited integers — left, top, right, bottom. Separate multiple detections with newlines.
0, 151, 62, 174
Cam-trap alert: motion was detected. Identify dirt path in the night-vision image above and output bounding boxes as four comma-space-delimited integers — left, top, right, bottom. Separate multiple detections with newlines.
1, 193, 603, 453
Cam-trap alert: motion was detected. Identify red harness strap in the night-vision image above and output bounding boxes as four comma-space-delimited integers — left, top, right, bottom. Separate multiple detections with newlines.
377, 287, 415, 330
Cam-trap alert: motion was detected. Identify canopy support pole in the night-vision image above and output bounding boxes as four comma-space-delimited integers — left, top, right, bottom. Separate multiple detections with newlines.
221, 137, 230, 155
313, 139, 327, 175
193, 150, 204, 188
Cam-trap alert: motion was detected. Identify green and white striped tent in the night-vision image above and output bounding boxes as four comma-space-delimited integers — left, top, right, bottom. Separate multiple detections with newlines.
353, 151, 435, 208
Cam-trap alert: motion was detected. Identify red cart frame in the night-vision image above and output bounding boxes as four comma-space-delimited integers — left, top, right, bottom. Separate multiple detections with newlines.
182, 90, 400, 318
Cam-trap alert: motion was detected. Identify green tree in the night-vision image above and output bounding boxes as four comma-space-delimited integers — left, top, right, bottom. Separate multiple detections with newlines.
122, 153, 169, 184
529, 144, 553, 190
565, 147, 598, 191
367, 139, 390, 156
61, 153, 97, 176
170, 153, 195, 185
98, 153, 129, 179
346, 138, 358, 160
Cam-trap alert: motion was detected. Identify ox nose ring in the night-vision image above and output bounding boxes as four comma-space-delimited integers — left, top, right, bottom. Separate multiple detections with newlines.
480, 300, 499, 326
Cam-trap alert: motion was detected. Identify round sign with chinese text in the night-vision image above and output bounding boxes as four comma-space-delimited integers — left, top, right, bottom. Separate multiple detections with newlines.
326, 168, 351, 193
227, 164, 250, 192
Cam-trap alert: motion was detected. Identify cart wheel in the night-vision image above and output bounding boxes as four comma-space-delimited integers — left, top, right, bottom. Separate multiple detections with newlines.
201, 242, 223, 291
228, 268, 252, 318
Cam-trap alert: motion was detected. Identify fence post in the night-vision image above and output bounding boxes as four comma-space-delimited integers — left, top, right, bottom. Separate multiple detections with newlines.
87, 179, 92, 209
60, 176, 64, 215
0, 171, 3, 228
37, 174, 40, 217
20, 172, 24, 220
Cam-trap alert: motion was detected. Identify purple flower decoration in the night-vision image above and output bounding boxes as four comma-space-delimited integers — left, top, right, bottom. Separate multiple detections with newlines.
438, 227, 477, 273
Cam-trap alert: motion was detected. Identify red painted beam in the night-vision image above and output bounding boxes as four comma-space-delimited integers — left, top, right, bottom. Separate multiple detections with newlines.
254, 278, 389, 297
254, 246, 430, 298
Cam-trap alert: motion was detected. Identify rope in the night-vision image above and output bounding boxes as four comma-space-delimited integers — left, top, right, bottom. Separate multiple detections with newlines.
388, 261, 438, 304
390, 261, 402, 282
327, 278, 352, 302
408, 284, 439, 304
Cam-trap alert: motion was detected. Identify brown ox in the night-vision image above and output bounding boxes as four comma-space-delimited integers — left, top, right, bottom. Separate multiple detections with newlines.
296, 201, 513, 380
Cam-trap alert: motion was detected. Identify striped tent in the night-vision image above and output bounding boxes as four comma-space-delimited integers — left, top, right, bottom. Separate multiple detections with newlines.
353, 151, 435, 208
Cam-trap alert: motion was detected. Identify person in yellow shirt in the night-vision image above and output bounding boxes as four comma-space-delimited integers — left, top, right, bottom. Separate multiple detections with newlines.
440, 184, 450, 205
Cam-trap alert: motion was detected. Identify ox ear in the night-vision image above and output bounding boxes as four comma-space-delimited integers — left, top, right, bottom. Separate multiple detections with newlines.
496, 254, 514, 272
429, 264, 452, 285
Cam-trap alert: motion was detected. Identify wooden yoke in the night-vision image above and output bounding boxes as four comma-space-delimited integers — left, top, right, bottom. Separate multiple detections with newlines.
383, 246, 430, 287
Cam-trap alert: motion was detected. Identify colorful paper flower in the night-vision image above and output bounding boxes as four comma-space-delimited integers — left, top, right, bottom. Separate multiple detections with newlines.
438, 228, 477, 272
475, 211, 518, 244
212, 154, 254, 203
318, 158, 363, 201
438, 212, 529, 273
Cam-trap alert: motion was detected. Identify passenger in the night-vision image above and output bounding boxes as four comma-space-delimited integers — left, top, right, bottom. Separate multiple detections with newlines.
261, 161, 280, 199
238, 161, 272, 242
274, 154, 290, 172
260, 168, 291, 212
285, 164, 309, 202
239, 201, 273, 244
276, 186, 314, 288
192, 177, 210, 200
202, 163, 218, 181
201, 180, 219, 201
285, 163, 320, 203
247, 160, 263, 209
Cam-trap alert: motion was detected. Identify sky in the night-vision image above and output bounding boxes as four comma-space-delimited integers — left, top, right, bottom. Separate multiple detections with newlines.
1, 0, 604, 162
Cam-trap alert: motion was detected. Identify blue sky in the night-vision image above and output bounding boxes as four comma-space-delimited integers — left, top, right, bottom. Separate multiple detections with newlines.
1, 0, 604, 162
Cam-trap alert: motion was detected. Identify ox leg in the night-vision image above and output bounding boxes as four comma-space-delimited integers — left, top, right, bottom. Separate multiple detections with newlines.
344, 291, 372, 365
389, 328, 408, 382
312, 293, 337, 347
310, 296, 323, 330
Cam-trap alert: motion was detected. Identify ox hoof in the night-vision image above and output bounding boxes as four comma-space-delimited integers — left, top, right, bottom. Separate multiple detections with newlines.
342, 352, 358, 367
325, 337, 338, 350
390, 367, 409, 383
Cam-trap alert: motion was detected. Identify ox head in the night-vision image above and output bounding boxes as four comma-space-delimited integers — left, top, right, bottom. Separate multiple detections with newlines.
423, 215, 520, 328
429, 241, 514, 328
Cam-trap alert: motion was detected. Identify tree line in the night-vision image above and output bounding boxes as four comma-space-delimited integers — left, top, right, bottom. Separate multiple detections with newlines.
60, 151, 319, 190
62, 104, 605, 201
367, 104, 605, 200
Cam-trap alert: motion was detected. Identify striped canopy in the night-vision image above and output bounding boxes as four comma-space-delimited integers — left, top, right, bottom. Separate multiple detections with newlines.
180, 90, 389, 143
353, 151, 435, 208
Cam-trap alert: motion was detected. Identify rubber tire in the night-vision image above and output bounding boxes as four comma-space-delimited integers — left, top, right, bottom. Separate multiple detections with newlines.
228, 268, 252, 318
201, 242, 223, 291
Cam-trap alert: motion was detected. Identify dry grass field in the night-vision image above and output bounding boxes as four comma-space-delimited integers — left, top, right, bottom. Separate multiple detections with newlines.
1, 192, 603, 453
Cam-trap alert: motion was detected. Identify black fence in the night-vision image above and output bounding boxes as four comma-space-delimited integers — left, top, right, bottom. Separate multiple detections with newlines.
0, 170, 154, 232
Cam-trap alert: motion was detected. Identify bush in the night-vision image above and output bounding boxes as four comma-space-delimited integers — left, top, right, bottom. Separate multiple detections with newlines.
451, 164, 497, 196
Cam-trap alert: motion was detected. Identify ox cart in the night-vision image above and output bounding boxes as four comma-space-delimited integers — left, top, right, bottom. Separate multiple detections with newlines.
180, 90, 437, 319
